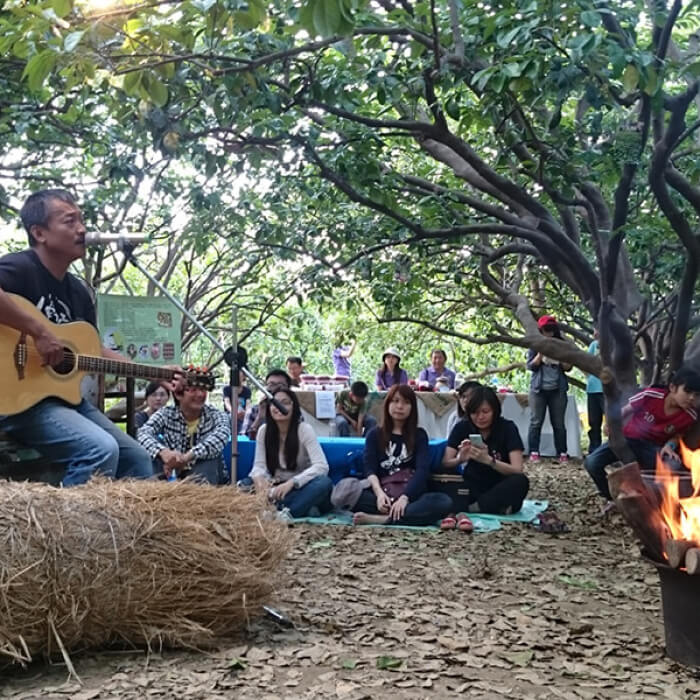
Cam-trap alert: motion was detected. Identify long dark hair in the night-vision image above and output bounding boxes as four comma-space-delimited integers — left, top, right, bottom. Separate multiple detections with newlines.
379, 384, 418, 454
264, 388, 302, 476
379, 354, 403, 386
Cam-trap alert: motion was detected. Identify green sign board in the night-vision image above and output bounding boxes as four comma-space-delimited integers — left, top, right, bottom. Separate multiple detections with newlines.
97, 294, 182, 366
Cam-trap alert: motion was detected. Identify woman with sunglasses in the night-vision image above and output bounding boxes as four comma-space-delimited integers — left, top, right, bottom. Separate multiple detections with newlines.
251, 388, 332, 517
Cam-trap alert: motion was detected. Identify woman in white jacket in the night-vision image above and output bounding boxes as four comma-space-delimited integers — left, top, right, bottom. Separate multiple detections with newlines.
251, 388, 332, 517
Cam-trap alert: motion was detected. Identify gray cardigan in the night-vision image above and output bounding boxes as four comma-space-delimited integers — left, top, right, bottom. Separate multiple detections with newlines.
526, 348, 569, 393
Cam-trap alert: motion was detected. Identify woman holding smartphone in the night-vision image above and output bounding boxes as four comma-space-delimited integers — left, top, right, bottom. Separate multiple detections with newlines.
442, 385, 529, 514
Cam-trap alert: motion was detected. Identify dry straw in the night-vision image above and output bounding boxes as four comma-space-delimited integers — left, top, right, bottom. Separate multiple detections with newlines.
0, 479, 293, 666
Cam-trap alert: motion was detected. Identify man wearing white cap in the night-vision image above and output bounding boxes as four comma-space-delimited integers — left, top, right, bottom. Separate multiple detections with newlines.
375, 347, 409, 391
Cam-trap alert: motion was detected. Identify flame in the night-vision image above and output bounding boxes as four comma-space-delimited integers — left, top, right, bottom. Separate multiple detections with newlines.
655, 441, 700, 542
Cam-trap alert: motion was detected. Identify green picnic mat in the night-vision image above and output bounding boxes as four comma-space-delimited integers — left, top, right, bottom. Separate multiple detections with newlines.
291, 500, 549, 533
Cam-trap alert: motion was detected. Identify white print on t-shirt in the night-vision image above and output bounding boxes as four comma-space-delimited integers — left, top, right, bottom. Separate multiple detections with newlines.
642, 410, 677, 434
381, 440, 409, 475
36, 295, 72, 324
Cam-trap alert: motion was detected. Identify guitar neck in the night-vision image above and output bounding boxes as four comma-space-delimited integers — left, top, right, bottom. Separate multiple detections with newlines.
77, 355, 176, 382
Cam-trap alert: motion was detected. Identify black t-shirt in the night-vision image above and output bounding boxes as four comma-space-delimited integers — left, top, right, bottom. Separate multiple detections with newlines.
447, 416, 524, 493
0, 249, 96, 326
222, 384, 251, 410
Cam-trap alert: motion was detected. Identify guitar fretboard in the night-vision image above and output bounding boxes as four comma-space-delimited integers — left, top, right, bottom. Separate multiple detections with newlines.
76, 355, 176, 381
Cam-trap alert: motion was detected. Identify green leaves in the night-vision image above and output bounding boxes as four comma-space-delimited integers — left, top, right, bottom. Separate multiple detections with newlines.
22, 50, 57, 92
299, 0, 365, 37
376, 655, 403, 670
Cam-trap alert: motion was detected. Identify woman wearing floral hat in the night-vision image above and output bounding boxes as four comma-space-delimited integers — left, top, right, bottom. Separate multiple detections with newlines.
526, 315, 571, 463
375, 347, 409, 391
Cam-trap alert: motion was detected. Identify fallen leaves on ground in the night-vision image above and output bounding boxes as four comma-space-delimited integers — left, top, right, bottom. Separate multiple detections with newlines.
3, 460, 700, 698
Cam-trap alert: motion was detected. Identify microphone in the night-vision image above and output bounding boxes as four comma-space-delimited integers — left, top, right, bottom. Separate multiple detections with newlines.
84, 232, 149, 249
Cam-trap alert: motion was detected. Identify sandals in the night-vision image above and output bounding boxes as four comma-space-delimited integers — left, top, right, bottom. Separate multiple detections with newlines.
533, 510, 569, 534
440, 514, 474, 532
440, 516, 457, 530
456, 513, 474, 533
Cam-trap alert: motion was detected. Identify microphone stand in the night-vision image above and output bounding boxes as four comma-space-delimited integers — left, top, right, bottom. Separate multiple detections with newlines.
122, 245, 279, 482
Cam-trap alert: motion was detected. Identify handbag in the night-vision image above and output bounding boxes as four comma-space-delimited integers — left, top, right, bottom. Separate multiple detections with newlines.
430, 471, 472, 512
380, 468, 414, 501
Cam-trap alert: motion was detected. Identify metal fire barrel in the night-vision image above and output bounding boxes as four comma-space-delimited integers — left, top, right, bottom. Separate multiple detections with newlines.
654, 561, 700, 666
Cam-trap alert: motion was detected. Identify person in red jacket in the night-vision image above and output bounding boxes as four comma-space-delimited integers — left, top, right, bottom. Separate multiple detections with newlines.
584, 365, 700, 508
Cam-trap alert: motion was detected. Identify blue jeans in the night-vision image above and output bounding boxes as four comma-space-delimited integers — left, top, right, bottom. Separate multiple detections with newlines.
154, 457, 223, 485
0, 398, 153, 486
281, 475, 333, 517
584, 439, 659, 500
353, 488, 453, 526
335, 413, 377, 437
528, 389, 568, 454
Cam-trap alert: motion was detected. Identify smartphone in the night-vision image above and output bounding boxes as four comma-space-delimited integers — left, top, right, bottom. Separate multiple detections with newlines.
469, 434, 485, 447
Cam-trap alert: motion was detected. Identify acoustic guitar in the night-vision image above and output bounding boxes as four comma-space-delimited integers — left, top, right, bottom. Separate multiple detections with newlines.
0, 293, 214, 416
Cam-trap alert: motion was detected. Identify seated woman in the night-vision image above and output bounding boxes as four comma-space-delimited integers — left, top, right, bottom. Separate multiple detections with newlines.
134, 381, 171, 429
442, 385, 529, 514
251, 388, 332, 518
445, 381, 482, 437
375, 347, 409, 390
352, 384, 453, 526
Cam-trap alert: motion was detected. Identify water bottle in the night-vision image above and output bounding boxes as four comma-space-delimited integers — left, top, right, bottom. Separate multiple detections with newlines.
168, 469, 178, 482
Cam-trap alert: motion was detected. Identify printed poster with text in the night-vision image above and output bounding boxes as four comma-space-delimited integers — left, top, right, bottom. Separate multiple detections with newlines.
97, 294, 182, 368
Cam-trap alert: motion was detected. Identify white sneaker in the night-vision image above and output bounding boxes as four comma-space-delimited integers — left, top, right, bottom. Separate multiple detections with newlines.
529, 451, 540, 463
276, 507, 294, 524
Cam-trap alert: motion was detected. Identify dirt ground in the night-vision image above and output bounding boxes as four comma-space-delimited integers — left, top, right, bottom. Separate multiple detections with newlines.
2, 459, 700, 699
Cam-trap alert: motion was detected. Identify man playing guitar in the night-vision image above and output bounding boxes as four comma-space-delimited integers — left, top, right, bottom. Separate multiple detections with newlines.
0, 189, 156, 485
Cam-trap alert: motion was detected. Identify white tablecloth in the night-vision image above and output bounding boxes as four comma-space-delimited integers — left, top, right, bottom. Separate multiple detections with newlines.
499, 393, 582, 458
301, 392, 581, 456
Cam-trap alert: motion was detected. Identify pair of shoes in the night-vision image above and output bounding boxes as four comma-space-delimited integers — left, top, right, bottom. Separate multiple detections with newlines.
533, 510, 569, 534
558, 453, 569, 463
456, 513, 474, 533
440, 515, 457, 530
529, 451, 540, 463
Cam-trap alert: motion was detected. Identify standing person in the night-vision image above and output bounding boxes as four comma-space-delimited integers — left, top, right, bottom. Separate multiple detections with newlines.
222, 370, 251, 435
445, 381, 482, 437
137, 379, 230, 484
332, 337, 356, 378
135, 382, 171, 429
375, 347, 409, 391
286, 356, 304, 387
526, 315, 571, 462
0, 189, 153, 485
251, 388, 332, 518
586, 329, 605, 452
418, 349, 456, 389
442, 385, 529, 514
584, 366, 700, 509
240, 369, 291, 439
335, 381, 377, 437
352, 385, 453, 526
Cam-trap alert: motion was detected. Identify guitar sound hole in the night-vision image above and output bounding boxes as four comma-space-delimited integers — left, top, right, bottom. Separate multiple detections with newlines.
53, 349, 76, 376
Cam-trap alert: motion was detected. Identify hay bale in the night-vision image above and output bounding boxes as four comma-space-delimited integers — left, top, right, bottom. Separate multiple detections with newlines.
0, 479, 292, 664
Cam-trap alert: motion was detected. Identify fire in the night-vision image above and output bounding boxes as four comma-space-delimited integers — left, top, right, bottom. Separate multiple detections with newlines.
655, 442, 700, 543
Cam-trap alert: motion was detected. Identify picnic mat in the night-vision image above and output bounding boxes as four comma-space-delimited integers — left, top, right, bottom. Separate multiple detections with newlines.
291, 500, 548, 533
